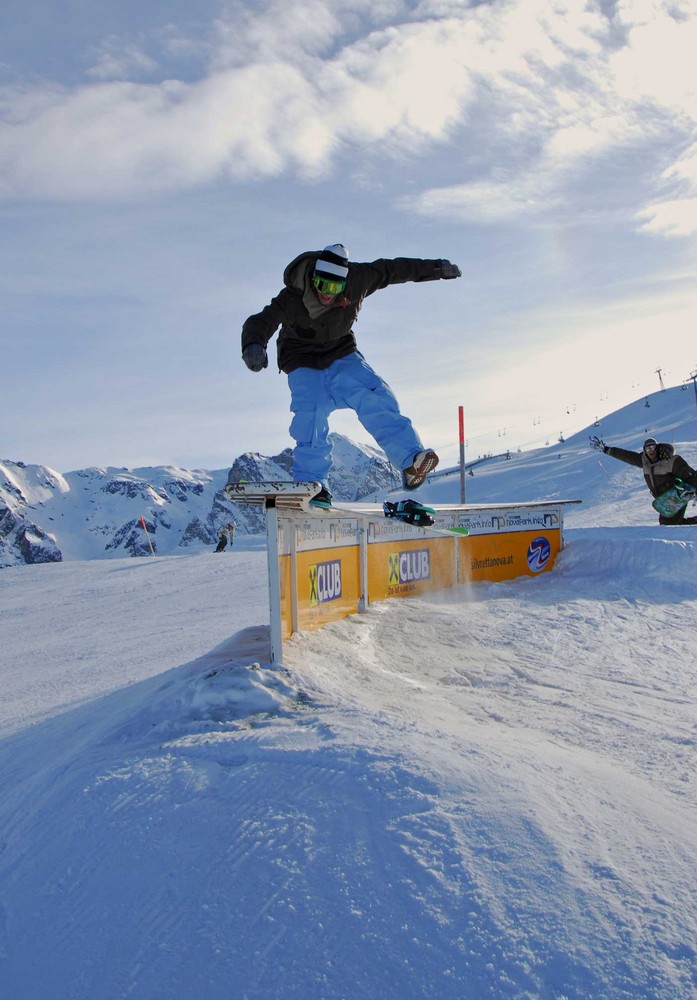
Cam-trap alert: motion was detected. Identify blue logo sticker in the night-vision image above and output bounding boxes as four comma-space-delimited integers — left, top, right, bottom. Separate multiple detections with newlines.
527, 536, 551, 573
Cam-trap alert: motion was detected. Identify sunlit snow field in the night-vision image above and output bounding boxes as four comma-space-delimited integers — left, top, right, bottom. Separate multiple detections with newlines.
1, 388, 696, 999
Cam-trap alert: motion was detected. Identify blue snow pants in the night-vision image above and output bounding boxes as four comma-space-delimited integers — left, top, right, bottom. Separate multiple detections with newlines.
287, 352, 424, 486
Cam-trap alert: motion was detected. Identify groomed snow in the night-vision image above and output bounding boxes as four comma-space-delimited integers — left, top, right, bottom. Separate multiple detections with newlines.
1, 388, 696, 999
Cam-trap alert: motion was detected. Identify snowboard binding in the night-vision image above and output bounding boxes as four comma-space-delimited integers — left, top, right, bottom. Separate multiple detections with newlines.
383, 499, 436, 527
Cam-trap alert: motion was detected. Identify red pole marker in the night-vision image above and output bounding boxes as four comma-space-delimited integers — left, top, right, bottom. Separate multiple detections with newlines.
139, 516, 156, 556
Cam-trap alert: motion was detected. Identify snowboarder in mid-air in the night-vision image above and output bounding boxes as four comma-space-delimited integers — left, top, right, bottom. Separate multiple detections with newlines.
240, 244, 461, 508
590, 435, 697, 524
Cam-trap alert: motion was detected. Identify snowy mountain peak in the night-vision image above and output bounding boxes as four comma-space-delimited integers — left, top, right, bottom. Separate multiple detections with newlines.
0, 435, 396, 567
0, 458, 69, 508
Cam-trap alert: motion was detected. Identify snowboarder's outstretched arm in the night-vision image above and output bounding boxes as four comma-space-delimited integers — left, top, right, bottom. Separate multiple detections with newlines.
590, 436, 642, 468
605, 445, 643, 468
357, 257, 461, 295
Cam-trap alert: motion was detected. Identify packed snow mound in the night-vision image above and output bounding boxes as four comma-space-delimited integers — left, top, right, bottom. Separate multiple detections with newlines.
99, 625, 303, 747
559, 527, 697, 592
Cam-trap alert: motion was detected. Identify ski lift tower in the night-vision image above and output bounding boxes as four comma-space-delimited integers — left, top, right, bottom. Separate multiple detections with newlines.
655, 367, 666, 391
689, 369, 697, 413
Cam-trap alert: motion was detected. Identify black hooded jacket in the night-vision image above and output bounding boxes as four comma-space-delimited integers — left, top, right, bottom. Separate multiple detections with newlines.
605, 443, 697, 497
241, 251, 446, 373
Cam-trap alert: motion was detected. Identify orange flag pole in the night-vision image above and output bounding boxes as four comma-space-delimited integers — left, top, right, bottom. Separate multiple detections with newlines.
139, 515, 155, 556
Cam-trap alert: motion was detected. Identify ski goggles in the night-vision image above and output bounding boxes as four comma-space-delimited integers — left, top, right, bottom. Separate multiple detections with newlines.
312, 273, 346, 296
643, 440, 658, 452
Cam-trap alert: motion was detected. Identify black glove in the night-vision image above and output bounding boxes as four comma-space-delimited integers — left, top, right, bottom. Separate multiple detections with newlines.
242, 344, 268, 372
437, 259, 462, 279
589, 435, 608, 453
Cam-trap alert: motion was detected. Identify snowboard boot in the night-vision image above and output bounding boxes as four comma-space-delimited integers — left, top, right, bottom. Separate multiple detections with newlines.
401, 449, 439, 490
309, 487, 333, 509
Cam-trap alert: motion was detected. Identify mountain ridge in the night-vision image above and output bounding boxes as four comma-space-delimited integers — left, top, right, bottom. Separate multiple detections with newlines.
4, 385, 697, 567
0, 433, 397, 567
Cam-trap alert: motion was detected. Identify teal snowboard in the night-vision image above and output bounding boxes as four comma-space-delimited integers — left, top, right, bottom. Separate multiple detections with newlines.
652, 478, 697, 517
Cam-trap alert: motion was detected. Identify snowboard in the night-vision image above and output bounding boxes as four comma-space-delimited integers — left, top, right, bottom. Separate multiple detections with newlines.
223, 480, 468, 534
652, 478, 697, 517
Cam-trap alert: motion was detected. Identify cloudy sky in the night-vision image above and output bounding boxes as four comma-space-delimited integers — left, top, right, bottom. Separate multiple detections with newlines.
2, 0, 697, 472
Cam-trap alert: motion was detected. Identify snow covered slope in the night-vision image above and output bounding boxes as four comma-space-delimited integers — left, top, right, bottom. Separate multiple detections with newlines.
0, 387, 696, 1000
403, 383, 697, 527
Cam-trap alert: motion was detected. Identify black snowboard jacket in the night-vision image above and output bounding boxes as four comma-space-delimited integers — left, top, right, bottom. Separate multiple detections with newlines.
241, 251, 446, 374
604, 443, 697, 497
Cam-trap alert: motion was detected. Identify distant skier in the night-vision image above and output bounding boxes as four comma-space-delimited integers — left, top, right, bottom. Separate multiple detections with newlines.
214, 522, 235, 552
240, 244, 461, 507
590, 435, 697, 524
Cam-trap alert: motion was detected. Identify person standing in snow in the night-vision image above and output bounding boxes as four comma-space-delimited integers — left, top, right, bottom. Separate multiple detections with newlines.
590, 435, 697, 524
240, 244, 461, 507
214, 522, 235, 552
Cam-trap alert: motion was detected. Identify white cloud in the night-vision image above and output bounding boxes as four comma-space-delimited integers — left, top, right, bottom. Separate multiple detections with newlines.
399, 1, 697, 234
0, 3, 475, 199
86, 36, 160, 82
401, 176, 551, 223
637, 198, 697, 237
321, 19, 473, 143
637, 142, 697, 236
0, 0, 696, 227
543, 115, 629, 164
666, 142, 697, 188
611, 0, 697, 116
